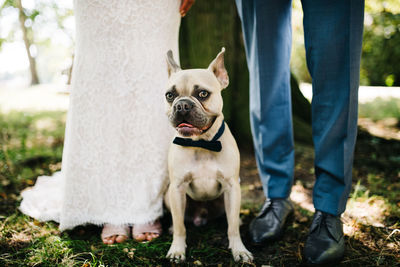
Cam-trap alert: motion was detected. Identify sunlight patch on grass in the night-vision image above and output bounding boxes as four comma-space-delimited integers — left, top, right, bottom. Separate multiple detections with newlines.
358, 118, 400, 140
289, 181, 314, 213
343, 180, 394, 237
28, 236, 75, 266
10, 232, 32, 244
288, 180, 395, 239
0, 214, 60, 242
358, 97, 400, 141
345, 196, 388, 228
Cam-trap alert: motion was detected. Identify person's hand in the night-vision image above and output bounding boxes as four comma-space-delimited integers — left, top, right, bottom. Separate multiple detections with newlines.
180, 0, 195, 17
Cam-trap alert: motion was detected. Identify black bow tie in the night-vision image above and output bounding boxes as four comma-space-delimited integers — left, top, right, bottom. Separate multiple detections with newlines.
173, 121, 225, 152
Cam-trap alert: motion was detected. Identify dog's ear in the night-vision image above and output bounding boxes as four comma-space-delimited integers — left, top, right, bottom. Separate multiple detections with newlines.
166, 50, 181, 77
208, 47, 229, 89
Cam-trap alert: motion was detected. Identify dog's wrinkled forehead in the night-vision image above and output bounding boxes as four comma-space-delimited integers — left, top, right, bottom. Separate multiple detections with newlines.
166, 47, 229, 92
167, 69, 221, 96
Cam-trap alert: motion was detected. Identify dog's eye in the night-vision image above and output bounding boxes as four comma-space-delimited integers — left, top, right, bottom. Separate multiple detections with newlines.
165, 92, 175, 101
198, 90, 209, 98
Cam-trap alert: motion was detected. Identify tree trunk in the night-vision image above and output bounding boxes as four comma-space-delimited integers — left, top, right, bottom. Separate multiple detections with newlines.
179, 1, 312, 146
291, 74, 312, 144
16, 0, 39, 85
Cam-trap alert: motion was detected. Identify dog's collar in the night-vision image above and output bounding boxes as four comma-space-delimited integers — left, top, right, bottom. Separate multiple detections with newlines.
173, 120, 225, 152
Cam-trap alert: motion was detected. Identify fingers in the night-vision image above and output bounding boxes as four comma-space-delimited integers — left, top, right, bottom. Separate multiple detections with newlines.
179, 0, 195, 17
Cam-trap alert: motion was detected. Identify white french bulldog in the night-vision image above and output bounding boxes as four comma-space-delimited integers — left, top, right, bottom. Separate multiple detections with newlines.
164, 48, 253, 263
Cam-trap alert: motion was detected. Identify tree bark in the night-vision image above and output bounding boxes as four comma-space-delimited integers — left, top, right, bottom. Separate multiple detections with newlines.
16, 0, 39, 85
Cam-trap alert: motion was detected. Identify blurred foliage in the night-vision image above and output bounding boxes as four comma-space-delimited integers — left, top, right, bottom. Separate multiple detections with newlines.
1, 0, 41, 84
0, 0, 73, 48
0, 0, 74, 83
0, 0, 399, 86
291, 0, 400, 86
365, 0, 400, 14
361, 11, 400, 86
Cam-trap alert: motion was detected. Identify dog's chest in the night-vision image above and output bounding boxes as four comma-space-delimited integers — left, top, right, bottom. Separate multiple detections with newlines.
185, 150, 226, 201
188, 150, 221, 177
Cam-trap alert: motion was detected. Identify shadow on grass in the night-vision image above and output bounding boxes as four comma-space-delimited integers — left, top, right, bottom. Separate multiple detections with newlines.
1, 111, 399, 266
9, 203, 388, 267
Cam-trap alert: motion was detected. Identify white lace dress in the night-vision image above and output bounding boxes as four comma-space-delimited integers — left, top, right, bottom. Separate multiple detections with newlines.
20, 0, 180, 230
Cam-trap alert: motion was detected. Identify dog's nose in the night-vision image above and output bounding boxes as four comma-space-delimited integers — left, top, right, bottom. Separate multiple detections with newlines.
175, 99, 193, 115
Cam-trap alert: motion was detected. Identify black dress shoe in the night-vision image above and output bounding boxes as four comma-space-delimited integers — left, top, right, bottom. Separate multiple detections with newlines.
304, 210, 345, 265
249, 198, 294, 244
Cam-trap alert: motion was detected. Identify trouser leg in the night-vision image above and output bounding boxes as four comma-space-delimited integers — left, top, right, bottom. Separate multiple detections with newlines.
301, 0, 364, 215
236, 0, 294, 199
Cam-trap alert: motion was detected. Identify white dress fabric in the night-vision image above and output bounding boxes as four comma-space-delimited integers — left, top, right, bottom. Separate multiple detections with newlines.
20, 0, 180, 230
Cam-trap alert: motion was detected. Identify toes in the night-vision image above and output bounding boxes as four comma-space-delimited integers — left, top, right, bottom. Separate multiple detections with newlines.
147, 235, 153, 241
166, 240, 186, 262
152, 233, 160, 239
166, 251, 186, 263
109, 235, 116, 244
146, 233, 159, 241
133, 232, 160, 242
103, 235, 127, 244
102, 224, 130, 244
116, 235, 128, 243
232, 250, 253, 262
103, 235, 116, 244
134, 233, 146, 242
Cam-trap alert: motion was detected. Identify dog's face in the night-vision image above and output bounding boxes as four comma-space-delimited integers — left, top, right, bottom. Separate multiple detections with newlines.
165, 48, 229, 137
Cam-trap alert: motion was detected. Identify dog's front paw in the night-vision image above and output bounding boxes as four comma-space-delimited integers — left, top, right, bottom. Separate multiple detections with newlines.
230, 239, 253, 262
166, 242, 186, 263
232, 248, 253, 262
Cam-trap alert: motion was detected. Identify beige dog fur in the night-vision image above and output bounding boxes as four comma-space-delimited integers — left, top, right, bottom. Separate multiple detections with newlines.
164, 48, 253, 262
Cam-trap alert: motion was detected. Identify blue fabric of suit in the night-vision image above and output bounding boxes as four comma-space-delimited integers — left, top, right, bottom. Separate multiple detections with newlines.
235, 0, 364, 215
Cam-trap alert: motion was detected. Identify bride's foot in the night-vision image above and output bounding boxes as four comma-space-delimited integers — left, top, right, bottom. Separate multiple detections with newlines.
101, 224, 130, 244
132, 220, 162, 242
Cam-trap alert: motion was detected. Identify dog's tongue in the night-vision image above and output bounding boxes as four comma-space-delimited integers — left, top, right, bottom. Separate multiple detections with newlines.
178, 122, 194, 128
177, 122, 202, 136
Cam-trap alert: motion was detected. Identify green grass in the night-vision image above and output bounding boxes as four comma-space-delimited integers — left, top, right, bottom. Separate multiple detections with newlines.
0, 111, 65, 199
0, 109, 399, 266
359, 97, 400, 121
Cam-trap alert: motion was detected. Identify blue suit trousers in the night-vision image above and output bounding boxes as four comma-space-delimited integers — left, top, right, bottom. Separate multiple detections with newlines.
236, 0, 364, 215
